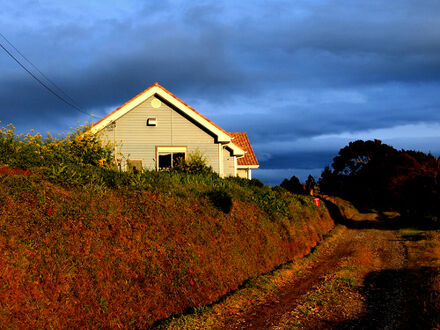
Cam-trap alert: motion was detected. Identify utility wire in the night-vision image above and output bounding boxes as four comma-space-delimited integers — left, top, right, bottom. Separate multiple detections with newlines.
0, 32, 82, 110
0, 40, 94, 117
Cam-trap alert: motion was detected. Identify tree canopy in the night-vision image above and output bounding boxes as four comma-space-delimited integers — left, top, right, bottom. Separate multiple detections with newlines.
319, 140, 439, 217
280, 175, 305, 194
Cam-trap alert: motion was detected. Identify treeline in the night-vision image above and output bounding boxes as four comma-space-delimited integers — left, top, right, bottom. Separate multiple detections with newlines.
281, 140, 439, 218
280, 174, 317, 195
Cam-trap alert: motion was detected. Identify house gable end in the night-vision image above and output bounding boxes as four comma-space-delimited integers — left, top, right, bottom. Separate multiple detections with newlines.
91, 83, 232, 144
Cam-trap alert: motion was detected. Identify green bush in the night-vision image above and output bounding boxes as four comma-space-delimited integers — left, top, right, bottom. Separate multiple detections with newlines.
0, 123, 114, 170
172, 150, 213, 175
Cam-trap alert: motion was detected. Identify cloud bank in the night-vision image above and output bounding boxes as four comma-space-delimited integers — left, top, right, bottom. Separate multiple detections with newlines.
1, 0, 439, 184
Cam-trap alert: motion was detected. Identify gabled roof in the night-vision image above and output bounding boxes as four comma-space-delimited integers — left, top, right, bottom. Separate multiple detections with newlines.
90, 83, 236, 147
229, 132, 259, 167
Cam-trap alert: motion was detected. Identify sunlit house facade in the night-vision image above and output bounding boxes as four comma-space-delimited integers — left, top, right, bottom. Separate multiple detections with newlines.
90, 83, 259, 178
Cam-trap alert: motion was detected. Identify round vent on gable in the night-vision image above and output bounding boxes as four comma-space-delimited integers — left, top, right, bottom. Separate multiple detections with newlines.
151, 98, 162, 108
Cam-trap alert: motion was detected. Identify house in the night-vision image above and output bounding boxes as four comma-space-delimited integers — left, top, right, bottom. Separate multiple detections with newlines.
90, 83, 259, 178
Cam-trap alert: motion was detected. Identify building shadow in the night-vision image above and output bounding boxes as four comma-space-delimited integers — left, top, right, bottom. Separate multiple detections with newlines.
324, 266, 440, 329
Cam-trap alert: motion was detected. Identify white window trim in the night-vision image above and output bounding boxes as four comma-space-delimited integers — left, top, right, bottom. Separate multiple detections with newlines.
156, 146, 187, 170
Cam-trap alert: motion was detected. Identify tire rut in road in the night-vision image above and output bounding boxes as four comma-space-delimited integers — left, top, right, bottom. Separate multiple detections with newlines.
222, 225, 407, 330
222, 229, 360, 329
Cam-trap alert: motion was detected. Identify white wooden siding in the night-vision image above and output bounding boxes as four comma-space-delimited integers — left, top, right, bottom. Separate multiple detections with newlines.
222, 147, 235, 177
98, 96, 220, 172
237, 169, 249, 179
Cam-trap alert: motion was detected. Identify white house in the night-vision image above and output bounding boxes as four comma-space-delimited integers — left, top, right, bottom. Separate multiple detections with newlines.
90, 83, 259, 178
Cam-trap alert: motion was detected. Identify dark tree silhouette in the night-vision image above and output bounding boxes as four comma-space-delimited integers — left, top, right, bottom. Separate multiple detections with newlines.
305, 175, 317, 195
319, 140, 439, 217
280, 175, 305, 194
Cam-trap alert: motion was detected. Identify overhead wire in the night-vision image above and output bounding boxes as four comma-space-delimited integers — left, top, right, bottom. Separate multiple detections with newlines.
0, 32, 83, 110
0, 35, 95, 118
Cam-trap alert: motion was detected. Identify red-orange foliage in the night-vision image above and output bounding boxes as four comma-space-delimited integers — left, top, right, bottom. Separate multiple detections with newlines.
0, 165, 32, 177
0, 172, 335, 328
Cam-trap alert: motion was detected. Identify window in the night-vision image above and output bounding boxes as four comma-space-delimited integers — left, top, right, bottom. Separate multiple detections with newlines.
156, 147, 187, 170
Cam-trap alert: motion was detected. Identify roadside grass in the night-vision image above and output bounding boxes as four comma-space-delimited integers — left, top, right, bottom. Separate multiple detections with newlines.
157, 225, 347, 329
398, 225, 440, 328
0, 160, 337, 326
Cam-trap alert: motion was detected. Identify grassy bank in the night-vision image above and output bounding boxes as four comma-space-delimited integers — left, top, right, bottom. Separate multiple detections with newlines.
0, 124, 344, 327
157, 224, 348, 329
0, 168, 338, 328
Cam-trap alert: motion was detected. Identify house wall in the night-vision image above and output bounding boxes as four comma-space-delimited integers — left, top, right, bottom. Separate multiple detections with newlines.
237, 168, 249, 179
98, 96, 221, 172
222, 147, 235, 177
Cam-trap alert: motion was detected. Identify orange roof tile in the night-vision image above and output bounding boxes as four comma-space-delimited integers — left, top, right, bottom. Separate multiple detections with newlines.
92, 82, 231, 138
229, 132, 259, 166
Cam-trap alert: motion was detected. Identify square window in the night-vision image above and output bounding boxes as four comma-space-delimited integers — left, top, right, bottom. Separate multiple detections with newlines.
157, 147, 187, 170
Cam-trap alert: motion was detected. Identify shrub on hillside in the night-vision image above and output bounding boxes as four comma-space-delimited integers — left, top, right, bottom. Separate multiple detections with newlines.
225, 176, 265, 188
172, 150, 214, 175
280, 175, 306, 194
0, 123, 114, 170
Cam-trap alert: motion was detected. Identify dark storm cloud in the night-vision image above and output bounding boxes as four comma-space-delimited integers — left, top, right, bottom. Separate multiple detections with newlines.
229, 0, 440, 87
218, 83, 440, 145
0, 9, 246, 127
2, 0, 440, 129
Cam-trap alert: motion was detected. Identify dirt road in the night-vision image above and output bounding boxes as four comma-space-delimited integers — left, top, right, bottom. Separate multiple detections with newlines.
162, 212, 440, 329
215, 214, 407, 329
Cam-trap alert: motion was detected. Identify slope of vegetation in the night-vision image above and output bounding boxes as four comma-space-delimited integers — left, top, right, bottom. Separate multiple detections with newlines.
0, 124, 339, 328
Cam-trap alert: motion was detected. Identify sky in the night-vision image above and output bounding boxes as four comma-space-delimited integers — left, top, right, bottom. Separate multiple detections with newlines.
1, 0, 439, 185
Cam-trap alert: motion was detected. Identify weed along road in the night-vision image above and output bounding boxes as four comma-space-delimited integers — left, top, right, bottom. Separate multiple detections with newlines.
162, 212, 440, 329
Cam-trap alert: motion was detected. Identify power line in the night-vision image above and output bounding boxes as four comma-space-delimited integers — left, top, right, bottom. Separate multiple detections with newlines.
0, 39, 94, 117
0, 32, 82, 110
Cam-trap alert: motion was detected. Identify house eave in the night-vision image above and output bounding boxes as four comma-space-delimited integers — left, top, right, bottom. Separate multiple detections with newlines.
237, 165, 259, 169
225, 142, 246, 157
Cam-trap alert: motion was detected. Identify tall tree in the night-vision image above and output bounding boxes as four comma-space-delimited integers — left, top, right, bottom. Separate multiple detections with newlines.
280, 175, 305, 194
305, 175, 317, 195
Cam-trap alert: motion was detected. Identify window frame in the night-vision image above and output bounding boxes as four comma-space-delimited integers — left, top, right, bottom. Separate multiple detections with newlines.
156, 146, 188, 170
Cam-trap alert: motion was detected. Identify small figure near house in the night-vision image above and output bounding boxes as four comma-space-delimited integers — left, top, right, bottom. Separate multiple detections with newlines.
90, 83, 259, 178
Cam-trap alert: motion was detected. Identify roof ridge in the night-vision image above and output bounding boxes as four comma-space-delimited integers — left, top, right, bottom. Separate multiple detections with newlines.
91, 82, 230, 138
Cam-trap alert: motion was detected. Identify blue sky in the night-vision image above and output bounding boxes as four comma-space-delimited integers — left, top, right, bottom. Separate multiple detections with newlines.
1, 0, 439, 185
